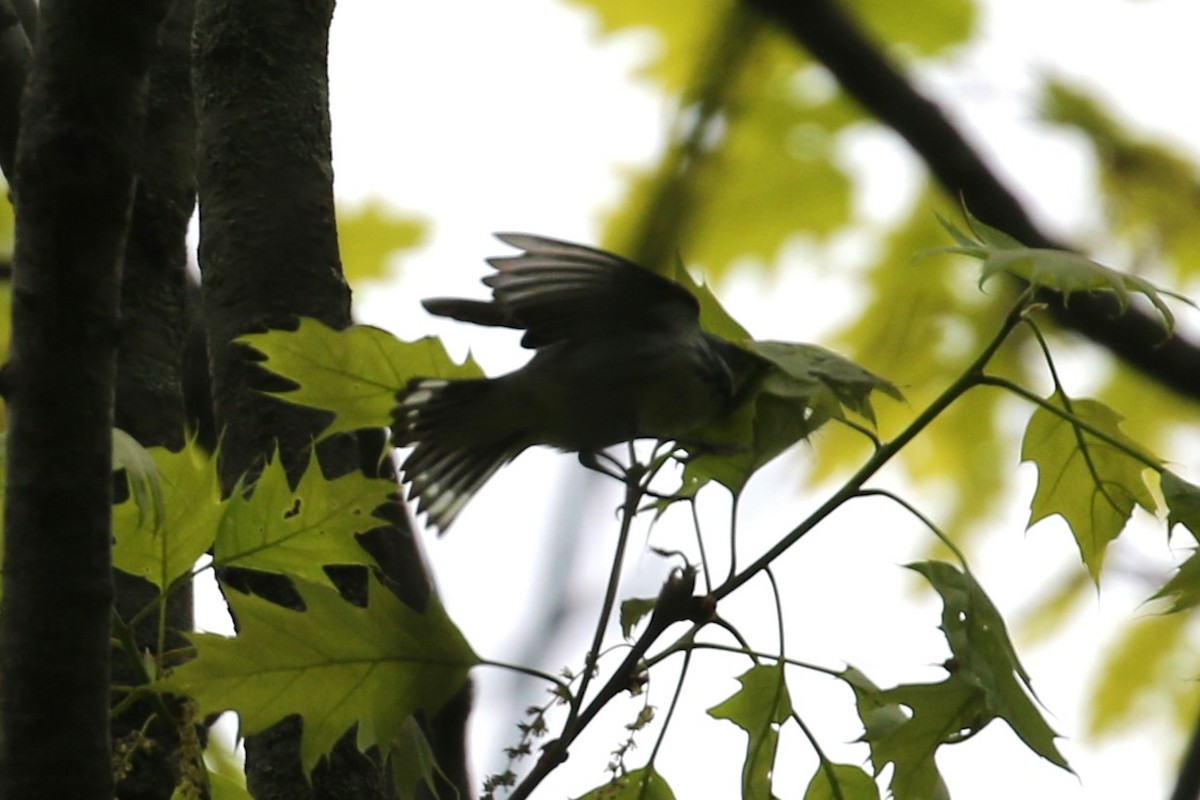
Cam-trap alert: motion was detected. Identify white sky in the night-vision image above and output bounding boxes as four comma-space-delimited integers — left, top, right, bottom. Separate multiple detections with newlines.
203, 2, 1200, 798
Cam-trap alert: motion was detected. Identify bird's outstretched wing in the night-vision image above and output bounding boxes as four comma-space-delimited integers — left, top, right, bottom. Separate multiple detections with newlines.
422, 233, 701, 349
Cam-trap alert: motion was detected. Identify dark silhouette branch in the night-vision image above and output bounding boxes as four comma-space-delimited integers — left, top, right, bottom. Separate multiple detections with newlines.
744, 0, 1200, 400
1170, 702, 1200, 800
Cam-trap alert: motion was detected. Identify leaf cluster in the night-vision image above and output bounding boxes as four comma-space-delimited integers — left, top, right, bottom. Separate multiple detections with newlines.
106, 436, 479, 794
92, 214, 1200, 798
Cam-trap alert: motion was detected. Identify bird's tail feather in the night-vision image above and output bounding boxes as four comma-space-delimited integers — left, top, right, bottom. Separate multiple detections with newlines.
394, 378, 525, 531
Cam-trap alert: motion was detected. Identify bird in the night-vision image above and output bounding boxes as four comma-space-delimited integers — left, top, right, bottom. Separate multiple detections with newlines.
392, 233, 760, 532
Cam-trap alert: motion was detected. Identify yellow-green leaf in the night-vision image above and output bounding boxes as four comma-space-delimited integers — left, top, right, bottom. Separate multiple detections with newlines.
113, 441, 221, 591
1020, 393, 1158, 581
1150, 550, 1200, 614
112, 427, 166, 531
386, 717, 439, 799
161, 575, 478, 776
241, 319, 482, 436
573, 766, 678, 800
336, 202, 426, 288
934, 212, 1194, 336
213, 451, 390, 586
1041, 79, 1200, 279
1086, 612, 1192, 738
708, 663, 793, 800
803, 763, 880, 800
1162, 470, 1200, 543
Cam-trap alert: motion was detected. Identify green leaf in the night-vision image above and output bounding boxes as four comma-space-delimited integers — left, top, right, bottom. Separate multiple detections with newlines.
841, 565, 1069, 799
1149, 549, 1200, 613
669, 265, 752, 344
1085, 612, 1192, 737
751, 340, 903, 426
564, 0, 728, 92
207, 768, 252, 800
682, 339, 900, 495
161, 575, 478, 776
213, 451, 390, 586
113, 427, 166, 531
839, 666, 951, 800
708, 663, 793, 800
619, 597, 657, 640
802, 763, 880, 800
1162, 470, 1200, 543
240, 319, 482, 436
113, 442, 222, 591
573, 766, 677, 800
1014, 569, 1091, 647
1020, 392, 1158, 581
908, 561, 1068, 770
853, 0, 976, 56
336, 201, 426, 287
1040, 79, 1200, 279
386, 716, 440, 800
935, 211, 1194, 335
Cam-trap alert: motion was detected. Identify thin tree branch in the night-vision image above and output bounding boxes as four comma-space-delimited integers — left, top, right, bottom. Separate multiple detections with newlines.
744, 0, 1200, 400
1170, 702, 1200, 800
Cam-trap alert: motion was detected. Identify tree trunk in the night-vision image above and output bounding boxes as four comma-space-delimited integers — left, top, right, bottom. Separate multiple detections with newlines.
0, 1, 171, 797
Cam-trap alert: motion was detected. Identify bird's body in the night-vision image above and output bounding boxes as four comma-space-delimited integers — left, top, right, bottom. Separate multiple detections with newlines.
394, 234, 756, 531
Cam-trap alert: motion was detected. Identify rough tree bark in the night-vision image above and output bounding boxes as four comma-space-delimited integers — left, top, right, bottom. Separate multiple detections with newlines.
110, 1, 199, 797
0, 1, 171, 798
192, 1, 470, 798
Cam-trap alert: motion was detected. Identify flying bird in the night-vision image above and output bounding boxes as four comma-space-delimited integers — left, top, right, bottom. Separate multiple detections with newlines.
393, 233, 757, 531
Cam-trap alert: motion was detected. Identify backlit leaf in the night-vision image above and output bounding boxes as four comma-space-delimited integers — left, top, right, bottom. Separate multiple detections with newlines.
113, 441, 221, 591
802, 763, 879, 800
1149, 550, 1200, 613
573, 766, 677, 800
113, 427, 166, 531
336, 201, 426, 287
681, 337, 900, 495
1162, 470, 1200, 543
1086, 612, 1192, 738
213, 451, 390, 586
908, 561, 1068, 769
619, 597, 657, 640
241, 319, 482, 436
841, 564, 1068, 800
386, 717, 439, 800
935, 212, 1193, 336
1020, 392, 1158, 581
708, 663, 793, 800
839, 666, 951, 800
162, 575, 478, 775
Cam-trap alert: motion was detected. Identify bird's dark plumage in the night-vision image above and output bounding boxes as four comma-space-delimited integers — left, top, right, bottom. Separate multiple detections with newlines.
395, 233, 751, 531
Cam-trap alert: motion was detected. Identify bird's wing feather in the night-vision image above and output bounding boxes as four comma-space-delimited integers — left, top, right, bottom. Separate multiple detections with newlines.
484, 233, 701, 348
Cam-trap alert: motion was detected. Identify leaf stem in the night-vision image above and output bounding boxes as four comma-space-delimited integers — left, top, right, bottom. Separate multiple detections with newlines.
474, 659, 572, 693
854, 488, 970, 571
565, 461, 645, 730
646, 647, 693, 765
713, 299, 1029, 600
977, 375, 1162, 471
